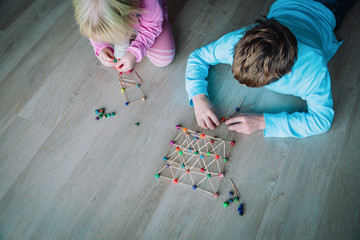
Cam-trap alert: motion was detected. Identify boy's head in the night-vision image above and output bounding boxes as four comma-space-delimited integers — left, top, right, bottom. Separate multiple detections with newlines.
232, 17, 298, 87
73, 0, 140, 44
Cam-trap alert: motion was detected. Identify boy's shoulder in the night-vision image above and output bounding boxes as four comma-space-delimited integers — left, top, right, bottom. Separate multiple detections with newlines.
212, 26, 253, 65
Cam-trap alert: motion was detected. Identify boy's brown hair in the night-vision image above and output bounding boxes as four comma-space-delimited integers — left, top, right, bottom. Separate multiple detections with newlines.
232, 17, 298, 87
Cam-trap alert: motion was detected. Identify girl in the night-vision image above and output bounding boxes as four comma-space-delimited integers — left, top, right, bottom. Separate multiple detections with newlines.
73, 0, 175, 73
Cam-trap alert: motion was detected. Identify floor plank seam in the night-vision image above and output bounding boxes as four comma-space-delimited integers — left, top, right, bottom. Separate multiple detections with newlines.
16, 115, 53, 131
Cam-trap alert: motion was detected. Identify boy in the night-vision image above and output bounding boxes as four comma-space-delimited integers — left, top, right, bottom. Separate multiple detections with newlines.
185, 0, 355, 138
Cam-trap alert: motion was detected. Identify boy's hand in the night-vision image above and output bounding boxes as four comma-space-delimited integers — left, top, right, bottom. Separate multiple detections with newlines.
98, 48, 116, 67
115, 52, 136, 72
225, 113, 265, 134
193, 94, 220, 130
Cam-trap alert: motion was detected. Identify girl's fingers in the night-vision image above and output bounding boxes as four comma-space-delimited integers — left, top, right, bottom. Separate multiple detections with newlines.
102, 53, 115, 62
103, 60, 115, 67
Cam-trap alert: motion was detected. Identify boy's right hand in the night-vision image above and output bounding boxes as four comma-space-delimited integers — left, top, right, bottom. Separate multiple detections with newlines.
98, 48, 116, 67
193, 94, 220, 130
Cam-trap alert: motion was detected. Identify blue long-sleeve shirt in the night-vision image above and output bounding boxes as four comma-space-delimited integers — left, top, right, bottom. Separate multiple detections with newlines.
185, 0, 342, 138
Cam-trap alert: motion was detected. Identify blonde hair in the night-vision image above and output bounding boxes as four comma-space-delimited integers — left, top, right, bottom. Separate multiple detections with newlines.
73, 0, 141, 44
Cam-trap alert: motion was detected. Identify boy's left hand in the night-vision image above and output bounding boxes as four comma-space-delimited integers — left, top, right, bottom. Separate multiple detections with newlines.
115, 52, 137, 72
225, 113, 265, 135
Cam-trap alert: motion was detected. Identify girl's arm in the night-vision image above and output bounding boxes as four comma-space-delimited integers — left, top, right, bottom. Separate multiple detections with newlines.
127, 0, 164, 62
89, 38, 114, 57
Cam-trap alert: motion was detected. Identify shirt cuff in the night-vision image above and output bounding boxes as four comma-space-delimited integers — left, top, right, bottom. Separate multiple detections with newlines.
186, 80, 209, 106
127, 46, 143, 62
95, 45, 114, 57
263, 112, 287, 138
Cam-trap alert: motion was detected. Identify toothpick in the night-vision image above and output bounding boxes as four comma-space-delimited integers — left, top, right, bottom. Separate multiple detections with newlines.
134, 71, 144, 83
270, 193, 284, 203
224, 102, 255, 120
128, 98, 146, 104
229, 178, 240, 197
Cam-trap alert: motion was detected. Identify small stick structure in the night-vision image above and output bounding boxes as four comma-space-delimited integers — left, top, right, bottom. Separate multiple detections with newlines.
117, 70, 146, 106
155, 125, 235, 197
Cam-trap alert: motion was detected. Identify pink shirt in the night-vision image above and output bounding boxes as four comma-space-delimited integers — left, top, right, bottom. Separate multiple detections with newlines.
89, 0, 167, 62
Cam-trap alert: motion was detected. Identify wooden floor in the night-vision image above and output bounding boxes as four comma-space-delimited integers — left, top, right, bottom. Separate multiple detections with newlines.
1, 0, 360, 239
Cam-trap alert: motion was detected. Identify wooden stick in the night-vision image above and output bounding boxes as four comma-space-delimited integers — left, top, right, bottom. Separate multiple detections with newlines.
270, 193, 284, 203
123, 93, 128, 103
229, 178, 240, 197
168, 165, 220, 175
122, 82, 138, 86
195, 186, 216, 196
138, 87, 145, 98
128, 97, 146, 104
134, 71, 144, 83
178, 127, 233, 143
224, 103, 254, 120
177, 181, 215, 196
223, 98, 244, 120
120, 77, 138, 82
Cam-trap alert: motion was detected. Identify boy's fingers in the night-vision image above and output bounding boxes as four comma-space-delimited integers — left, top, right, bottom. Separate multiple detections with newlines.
225, 116, 244, 125
204, 117, 215, 130
228, 122, 242, 131
198, 119, 208, 129
209, 112, 220, 126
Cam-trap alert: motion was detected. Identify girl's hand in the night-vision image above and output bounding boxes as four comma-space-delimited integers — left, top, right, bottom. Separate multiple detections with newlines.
98, 48, 116, 67
193, 94, 220, 130
115, 52, 136, 72
225, 113, 265, 134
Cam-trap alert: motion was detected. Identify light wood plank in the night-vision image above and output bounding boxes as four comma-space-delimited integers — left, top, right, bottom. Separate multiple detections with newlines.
18, 37, 98, 128
0, 0, 35, 31
255, 21, 360, 239
0, 117, 52, 199
176, 0, 274, 38
315, 89, 360, 240
330, 2, 360, 88
0, 69, 109, 240
0, 4, 83, 135
0, 0, 70, 82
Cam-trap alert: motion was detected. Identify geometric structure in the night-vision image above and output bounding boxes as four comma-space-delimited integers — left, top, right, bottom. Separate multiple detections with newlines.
117, 71, 146, 106
155, 125, 235, 197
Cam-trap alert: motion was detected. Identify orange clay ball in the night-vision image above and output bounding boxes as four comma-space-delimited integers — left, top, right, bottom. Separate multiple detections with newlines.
183, 128, 187, 132
201, 134, 205, 138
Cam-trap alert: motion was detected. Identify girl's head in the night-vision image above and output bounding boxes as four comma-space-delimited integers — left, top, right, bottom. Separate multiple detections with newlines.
232, 17, 298, 87
73, 0, 141, 44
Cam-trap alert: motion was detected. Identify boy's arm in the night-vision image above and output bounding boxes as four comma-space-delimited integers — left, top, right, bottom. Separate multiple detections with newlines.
185, 30, 244, 105
263, 70, 334, 138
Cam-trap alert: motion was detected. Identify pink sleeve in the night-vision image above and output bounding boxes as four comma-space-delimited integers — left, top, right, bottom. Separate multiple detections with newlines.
89, 38, 114, 56
127, 0, 164, 62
